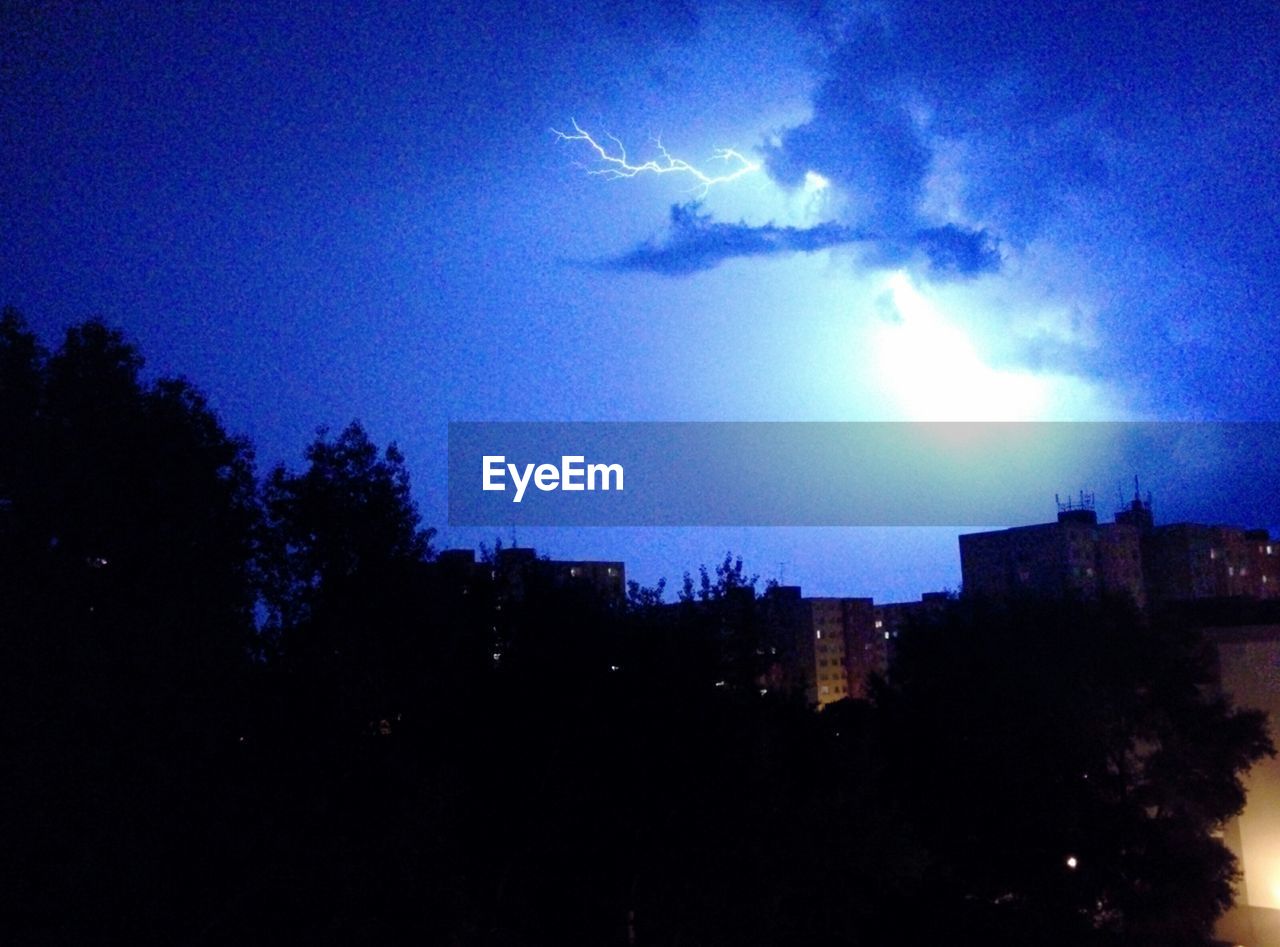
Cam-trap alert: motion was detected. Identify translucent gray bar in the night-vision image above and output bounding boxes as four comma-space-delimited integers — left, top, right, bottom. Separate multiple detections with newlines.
447, 422, 1280, 527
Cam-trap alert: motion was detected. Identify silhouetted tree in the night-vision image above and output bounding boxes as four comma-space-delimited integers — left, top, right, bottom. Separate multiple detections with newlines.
625, 575, 666, 609
674, 552, 766, 693
874, 594, 1274, 946
0, 313, 259, 944
259, 420, 436, 729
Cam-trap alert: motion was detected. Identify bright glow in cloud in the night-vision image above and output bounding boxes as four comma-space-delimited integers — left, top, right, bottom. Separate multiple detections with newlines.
553, 119, 761, 197
803, 170, 830, 192
872, 272, 1101, 421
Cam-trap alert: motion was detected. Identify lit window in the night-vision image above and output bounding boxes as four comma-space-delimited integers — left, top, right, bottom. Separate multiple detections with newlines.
874, 620, 883, 629
815, 629, 822, 640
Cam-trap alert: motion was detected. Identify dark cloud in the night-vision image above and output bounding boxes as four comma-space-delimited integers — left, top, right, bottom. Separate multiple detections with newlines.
760, 4, 1126, 241
599, 203, 869, 276
599, 203, 1000, 277
907, 225, 1002, 278
763, 26, 930, 233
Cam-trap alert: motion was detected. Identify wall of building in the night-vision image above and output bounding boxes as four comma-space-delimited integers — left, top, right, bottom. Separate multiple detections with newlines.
1206, 625, 1280, 947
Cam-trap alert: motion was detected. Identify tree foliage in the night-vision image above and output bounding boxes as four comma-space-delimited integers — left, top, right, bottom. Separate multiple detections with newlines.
258, 420, 436, 727
874, 594, 1274, 946
4, 311, 1275, 946
1, 312, 259, 944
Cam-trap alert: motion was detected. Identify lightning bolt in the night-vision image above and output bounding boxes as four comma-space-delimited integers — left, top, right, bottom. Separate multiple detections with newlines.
552, 118, 760, 196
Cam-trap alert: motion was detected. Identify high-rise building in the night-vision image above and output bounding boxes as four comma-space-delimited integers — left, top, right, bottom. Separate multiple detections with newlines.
1143, 524, 1280, 605
959, 493, 1145, 607
874, 592, 951, 646
428, 547, 626, 672
1195, 618, 1280, 946
761, 587, 885, 707
433, 547, 625, 607
960, 489, 1280, 610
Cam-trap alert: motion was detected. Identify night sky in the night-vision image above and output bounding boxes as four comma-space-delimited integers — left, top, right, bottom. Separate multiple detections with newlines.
3, 0, 1277, 599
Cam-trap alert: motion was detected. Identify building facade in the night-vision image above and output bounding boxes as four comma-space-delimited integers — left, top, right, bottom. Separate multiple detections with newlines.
960, 492, 1278, 610
959, 494, 1145, 607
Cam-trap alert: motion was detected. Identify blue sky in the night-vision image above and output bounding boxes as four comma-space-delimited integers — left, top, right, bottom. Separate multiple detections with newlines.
3, 0, 1277, 598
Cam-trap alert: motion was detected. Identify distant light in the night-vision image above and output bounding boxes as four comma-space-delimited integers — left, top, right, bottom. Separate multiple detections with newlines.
715, 680, 727, 688
609, 664, 620, 672
1066, 855, 1079, 869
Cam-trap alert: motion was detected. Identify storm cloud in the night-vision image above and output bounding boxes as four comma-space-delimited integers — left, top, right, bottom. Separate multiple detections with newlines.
601, 202, 1000, 277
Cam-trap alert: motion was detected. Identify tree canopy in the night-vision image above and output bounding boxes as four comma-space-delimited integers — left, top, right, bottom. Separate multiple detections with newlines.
3, 312, 1274, 946
873, 593, 1274, 946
